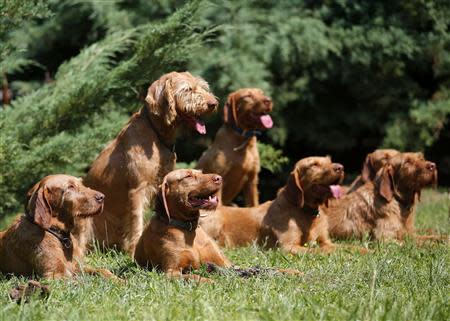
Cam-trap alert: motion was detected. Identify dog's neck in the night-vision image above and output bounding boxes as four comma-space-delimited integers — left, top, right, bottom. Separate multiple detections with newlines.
24, 214, 73, 249
154, 198, 199, 232
223, 124, 258, 152
141, 106, 176, 152
281, 187, 320, 217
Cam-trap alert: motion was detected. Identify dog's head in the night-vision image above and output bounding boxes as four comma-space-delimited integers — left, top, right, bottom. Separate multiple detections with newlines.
284, 156, 344, 208
156, 169, 222, 221
145, 71, 218, 134
224, 88, 273, 131
361, 149, 400, 182
376, 152, 437, 203
26, 175, 104, 231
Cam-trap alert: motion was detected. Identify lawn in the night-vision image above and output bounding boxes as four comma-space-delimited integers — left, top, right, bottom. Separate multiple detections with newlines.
0, 189, 449, 321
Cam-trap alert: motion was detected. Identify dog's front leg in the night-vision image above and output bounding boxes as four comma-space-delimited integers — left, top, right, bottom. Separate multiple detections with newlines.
243, 172, 259, 207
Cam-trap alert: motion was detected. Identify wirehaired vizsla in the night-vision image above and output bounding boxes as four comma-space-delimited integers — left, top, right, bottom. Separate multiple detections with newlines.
78, 72, 218, 255
0, 175, 115, 279
201, 157, 363, 254
196, 88, 273, 207
325, 152, 447, 242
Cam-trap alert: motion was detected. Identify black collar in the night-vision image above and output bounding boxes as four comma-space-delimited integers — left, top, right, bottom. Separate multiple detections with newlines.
142, 106, 176, 152
25, 215, 73, 249
156, 212, 199, 232
228, 123, 262, 138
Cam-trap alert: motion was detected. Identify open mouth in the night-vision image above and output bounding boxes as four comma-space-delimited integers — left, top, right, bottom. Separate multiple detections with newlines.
313, 183, 343, 200
180, 113, 206, 135
188, 193, 219, 210
250, 113, 273, 129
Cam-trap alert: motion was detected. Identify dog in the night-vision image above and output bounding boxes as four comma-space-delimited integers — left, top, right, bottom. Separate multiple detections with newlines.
0, 175, 115, 279
135, 169, 301, 282
78, 72, 218, 255
196, 88, 273, 206
325, 152, 445, 242
134, 169, 232, 283
346, 149, 400, 194
201, 157, 357, 254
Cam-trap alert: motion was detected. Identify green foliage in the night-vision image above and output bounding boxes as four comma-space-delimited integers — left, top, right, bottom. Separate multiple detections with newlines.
0, 0, 205, 217
258, 142, 289, 173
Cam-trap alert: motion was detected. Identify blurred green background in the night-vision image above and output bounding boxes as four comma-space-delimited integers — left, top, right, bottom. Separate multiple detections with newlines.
1, 0, 449, 218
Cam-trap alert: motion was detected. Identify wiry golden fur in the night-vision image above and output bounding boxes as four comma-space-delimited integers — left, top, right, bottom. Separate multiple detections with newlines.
76, 72, 218, 255
201, 157, 365, 254
0, 175, 115, 279
325, 152, 445, 242
197, 88, 273, 206
346, 149, 400, 194
135, 169, 231, 283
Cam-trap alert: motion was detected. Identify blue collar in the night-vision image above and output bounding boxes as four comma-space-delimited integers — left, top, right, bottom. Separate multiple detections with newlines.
229, 124, 262, 138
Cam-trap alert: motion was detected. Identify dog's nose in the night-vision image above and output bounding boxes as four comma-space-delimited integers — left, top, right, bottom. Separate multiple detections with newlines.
426, 162, 436, 171
95, 193, 105, 203
333, 163, 344, 173
207, 98, 218, 110
212, 175, 222, 185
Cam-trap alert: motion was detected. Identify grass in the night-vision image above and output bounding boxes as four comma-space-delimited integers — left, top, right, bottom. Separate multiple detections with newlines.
0, 189, 449, 321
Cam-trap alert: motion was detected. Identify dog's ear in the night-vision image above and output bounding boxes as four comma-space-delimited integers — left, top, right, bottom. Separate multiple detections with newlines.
224, 92, 239, 126
378, 164, 394, 202
145, 76, 177, 126
285, 169, 304, 207
361, 153, 374, 182
27, 184, 52, 229
160, 178, 171, 220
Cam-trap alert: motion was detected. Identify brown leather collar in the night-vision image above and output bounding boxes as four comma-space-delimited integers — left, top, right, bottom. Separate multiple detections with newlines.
25, 214, 73, 249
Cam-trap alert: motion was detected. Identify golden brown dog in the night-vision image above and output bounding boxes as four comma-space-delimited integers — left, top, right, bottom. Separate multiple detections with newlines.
0, 175, 115, 279
201, 157, 353, 254
196, 88, 273, 207
78, 72, 218, 255
134, 169, 231, 282
325, 152, 444, 242
346, 149, 400, 194
135, 169, 301, 282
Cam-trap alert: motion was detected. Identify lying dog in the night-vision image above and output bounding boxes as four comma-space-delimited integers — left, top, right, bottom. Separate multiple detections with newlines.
0, 175, 115, 279
325, 152, 445, 242
196, 88, 273, 206
134, 169, 230, 282
201, 157, 352, 254
79, 72, 218, 255
346, 149, 400, 194
135, 169, 301, 282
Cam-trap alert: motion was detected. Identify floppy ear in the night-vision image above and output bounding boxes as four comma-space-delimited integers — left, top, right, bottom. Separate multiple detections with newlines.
223, 93, 239, 126
145, 77, 177, 126
285, 169, 304, 207
27, 185, 52, 229
361, 154, 374, 182
379, 164, 394, 202
160, 178, 171, 220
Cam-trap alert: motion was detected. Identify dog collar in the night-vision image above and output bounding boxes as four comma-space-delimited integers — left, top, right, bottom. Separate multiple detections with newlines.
156, 213, 199, 232
25, 215, 73, 249
229, 123, 262, 138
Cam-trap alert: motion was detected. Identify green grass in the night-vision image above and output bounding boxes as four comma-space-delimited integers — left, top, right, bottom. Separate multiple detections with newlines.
1, 189, 449, 321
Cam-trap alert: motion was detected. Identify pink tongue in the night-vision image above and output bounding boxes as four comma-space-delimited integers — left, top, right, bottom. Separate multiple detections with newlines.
329, 185, 343, 199
195, 120, 206, 135
259, 115, 273, 129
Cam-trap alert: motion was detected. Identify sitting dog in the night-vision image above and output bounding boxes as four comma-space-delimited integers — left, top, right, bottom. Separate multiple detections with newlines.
0, 175, 115, 279
135, 169, 301, 282
346, 149, 400, 194
201, 157, 355, 254
325, 152, 445, 242
196, 88, 273, 207
78, 71, 218, 255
